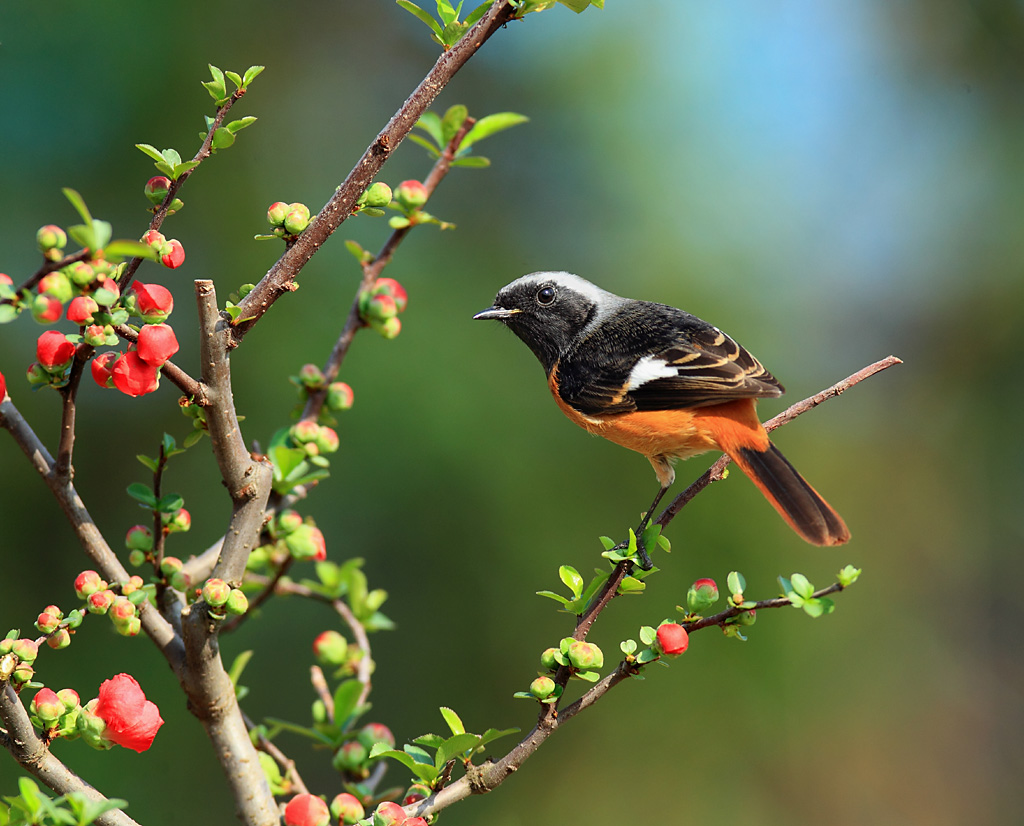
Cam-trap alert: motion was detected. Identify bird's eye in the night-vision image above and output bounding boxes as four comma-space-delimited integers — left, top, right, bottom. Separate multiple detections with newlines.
537, 286, 555, 305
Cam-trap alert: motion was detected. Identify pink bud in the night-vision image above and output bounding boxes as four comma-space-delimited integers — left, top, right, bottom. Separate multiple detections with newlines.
91, 352, 119, 389
136, 323, 179, 366
284, 794, 331, 826
31, 294, 64, 323
371, 800, 407, 826
32, 688, 65, 723
36, 330, 77, 372
312, 630, 348, 666
394, 180, 428, 210
74, 570, 105, 598
267, 202, 289, 226
372, 278, 408, 313
66, 295, 99, 325
131, 282, 174, 323
160, 239, 185, 269
87, 589, 116, 615
125, 525, 153, 552
330, 793, 365, 825
144, 176, 171, 205
655, 622, 689, 657
142, 230, 167, 250
112, 352, 160, 397
327, 381, 354, 411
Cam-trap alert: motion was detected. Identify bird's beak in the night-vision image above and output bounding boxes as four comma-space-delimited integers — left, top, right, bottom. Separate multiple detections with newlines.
473, 306, 521, 321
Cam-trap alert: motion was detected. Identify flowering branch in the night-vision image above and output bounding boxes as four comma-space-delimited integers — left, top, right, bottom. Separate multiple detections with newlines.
0, 686, 140, 826
230, 1, 517, 341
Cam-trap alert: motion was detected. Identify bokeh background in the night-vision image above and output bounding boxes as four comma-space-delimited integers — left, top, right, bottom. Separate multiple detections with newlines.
1, 1, 1021, 824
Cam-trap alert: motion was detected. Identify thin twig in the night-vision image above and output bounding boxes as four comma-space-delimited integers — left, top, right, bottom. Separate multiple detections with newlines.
243, 710, 310, 796
53, 344, 93, 481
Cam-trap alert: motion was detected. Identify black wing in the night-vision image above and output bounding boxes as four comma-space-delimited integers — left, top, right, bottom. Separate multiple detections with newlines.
555, 301, 784, 417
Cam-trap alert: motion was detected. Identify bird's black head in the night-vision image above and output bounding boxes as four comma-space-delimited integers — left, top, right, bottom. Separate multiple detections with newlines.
473, 271, 625, 373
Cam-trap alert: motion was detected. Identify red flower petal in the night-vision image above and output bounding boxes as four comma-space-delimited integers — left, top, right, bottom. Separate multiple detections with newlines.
111, 352, 160, 397
94, 674, 164, 753
284, 794, 331, 826
136, 323, 179, 366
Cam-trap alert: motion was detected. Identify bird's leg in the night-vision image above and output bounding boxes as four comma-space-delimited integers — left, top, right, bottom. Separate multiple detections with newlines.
631, 485, 669, 570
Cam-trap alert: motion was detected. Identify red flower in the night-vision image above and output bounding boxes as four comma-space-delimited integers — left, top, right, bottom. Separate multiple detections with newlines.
0, 369, 6, 400
36, 331, 76, 371
131, 282, 173, 323
136, 323, 179, 366
91, 352, 119, 389
32, 295, 63, 323
93, 674, 164, 753
284, 794, 331, 826
67, 295, 99, 325
112, 351, 160, 397
142, 229, 166, 249
160, 239, 185, 269
655, 622, 689, 657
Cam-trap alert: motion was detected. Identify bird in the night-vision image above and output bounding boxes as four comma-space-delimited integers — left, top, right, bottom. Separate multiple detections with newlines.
473, 271, 849, 567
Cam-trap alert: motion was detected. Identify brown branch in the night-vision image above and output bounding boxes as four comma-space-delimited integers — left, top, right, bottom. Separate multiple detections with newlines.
230, 1, 517, 342
300, 116, 478, 423
656, 355, 903, 528
53, 344, 94, 481
0, 686, 141, 826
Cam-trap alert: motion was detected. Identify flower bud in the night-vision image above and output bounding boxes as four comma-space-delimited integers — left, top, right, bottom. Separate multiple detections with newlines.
144, 176, 171, 204
169, 570, 192, 592
734, 608, 757, 626
540, 647, 559, 670
332, 740, 368, 772
372, 316, 402, 340
284, 208, 311, 235
142, 229, 167, 250
32, 688, 65, 723
112, 351, 160, 397
371, 278, 408, 313
36, 610, 61, 633
297, 363, 324, 389
357, 722, 395, 752
202, 578, 231, 607
326, 381, 354, 411
284, 524, 326, 561
360, 181, 393, 208
13, 638, 39, 664
83, 324, 109, 347
12, 663, 35, 685
56, 688, 81, 711
31, 294, 63, 323
272, 509, 304, 537
46, 628, 72, 649
654, 622, 689, 657
91, 352, 118, 389
393, 180, 428, 211
225, 588, 248, 615
159, 556, 183, 577
686, 578, 719, 614
66, 296, 99, 326
160, 239, 185, 269
165, 508, 191, 533
364, 293, 397, 322
284, 794, 331, 826
314, 425, 339, 454
130, 282, 174, 323
401, 784, 431, 807
312, 630, 348, 666
115, 615, 142, 637
38, 272, 73, 303
125, 525, 153, 552
36, 330, 77, 373
109, 597, 137, 626
267, 202, 289, 226
122, 575, 145, 597
0, 369, 6, 401
76, 699, 111, 750
290, 419, 320, 446
74, 570, 106, 599
331, 792, 365, 825
87, 589, 116, 615
26, 362, 51, 387
136, 323, 179, 366
530, 675, 556, 700
405, 818, 428, 826
371, 801, 407, 826
67, 262, 96, 287
566, 640, 604, 670
93, 277, 120, 306
37, 225, 68, 252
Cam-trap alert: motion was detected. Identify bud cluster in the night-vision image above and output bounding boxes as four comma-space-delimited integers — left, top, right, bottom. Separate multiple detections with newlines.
201, 577, 249, 618
28, 686, 81, 740
249, 511, 327, 571
72, 569, 152, 638
332, 722, 395, 778
141, 229, 186, 270
266, 201, 312, 237
358, 277, 408, 339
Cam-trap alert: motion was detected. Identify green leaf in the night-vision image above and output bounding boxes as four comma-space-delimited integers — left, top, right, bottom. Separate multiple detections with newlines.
727, 571, 746, 595
404, 743, 436, 765
412, 733, 446, 749
459, 112, 529, 150
838, 564, 862, 587
436, 0, 460, 26
597, 535, 616, 551
211, 128, 236, 149
263, 717, 336, 745
638, 625, 657, 646
558, 0, 595, 11
464, 0, 491, 26
243, 65, 266, 86
203, 64, 228, 101
183, 429, 204, 448
225, 70, 243, 89
407, 133, 442, 157
790, 573, 815, 600
136, 143, 167, 162
440, 104, 468, 144
333, 679, 364, 724
0, 305, 18, 324
620, 639, 637, 655
136, 454, 159, 473
435, 732, 480, 768
62, 188, 93, 226
451, 156, 491, 168
156, 493, 185, 514
126, 482, 157, 508
574, 669, 600, 682
558, 565, 584, 598
227, 649, 253, 688
475, 726, 519, 750
439, 706, 465, 735
105, 239, 158, 261
415, 111, 445, 148
370, 748, 439, 784
397, 0, 444, 36
636, 648, 658, 664
227, 116, 257, 134
616, 575, 645, 595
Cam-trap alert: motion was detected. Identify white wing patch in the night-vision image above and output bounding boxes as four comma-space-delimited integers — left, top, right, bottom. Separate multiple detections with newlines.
626, 355, 679, 390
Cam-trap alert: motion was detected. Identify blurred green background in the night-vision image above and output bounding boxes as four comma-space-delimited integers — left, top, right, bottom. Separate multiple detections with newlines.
1, 1, 1021, 824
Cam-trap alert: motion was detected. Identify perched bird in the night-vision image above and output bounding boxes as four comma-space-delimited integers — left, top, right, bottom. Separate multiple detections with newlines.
473, 271, 849, 566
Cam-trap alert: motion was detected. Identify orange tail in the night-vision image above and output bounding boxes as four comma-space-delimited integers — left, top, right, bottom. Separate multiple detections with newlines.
729, 442, 850, 546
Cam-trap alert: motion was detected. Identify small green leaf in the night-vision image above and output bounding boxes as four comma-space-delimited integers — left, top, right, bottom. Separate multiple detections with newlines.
459, 112, 529, 150
243, 65, 266, 86
136, 454, 159, 473
616, 576, 645, 595
212, 128, 236, 149
636, 648, 658, 664
227, 116, 257, 134
464, 0, 492, 27
435, 732, 480, 768
156, 494, 185, 514
597, 535, 616, 551
574, 669, 600, 682
407, 133, 442, 157
558, 565, 584, 598
61, 188, 93, 226
838, 565, 861, 587
638, 625, 657, 646
415, 111, 445, 148
126, 483, 157, 508
620, 639, 637, 655
727, 571, 746, 595
105, 239, 158, 261
451, 156, 491, 168
397, 0, 444, 36
439, 706, 465, 736
475, 726, 519, 750
440, 104, 469, 144
536, 590, 571, 606
333, 679, 364, 724
412, 733, 445, 749
790, 573, 815, 600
